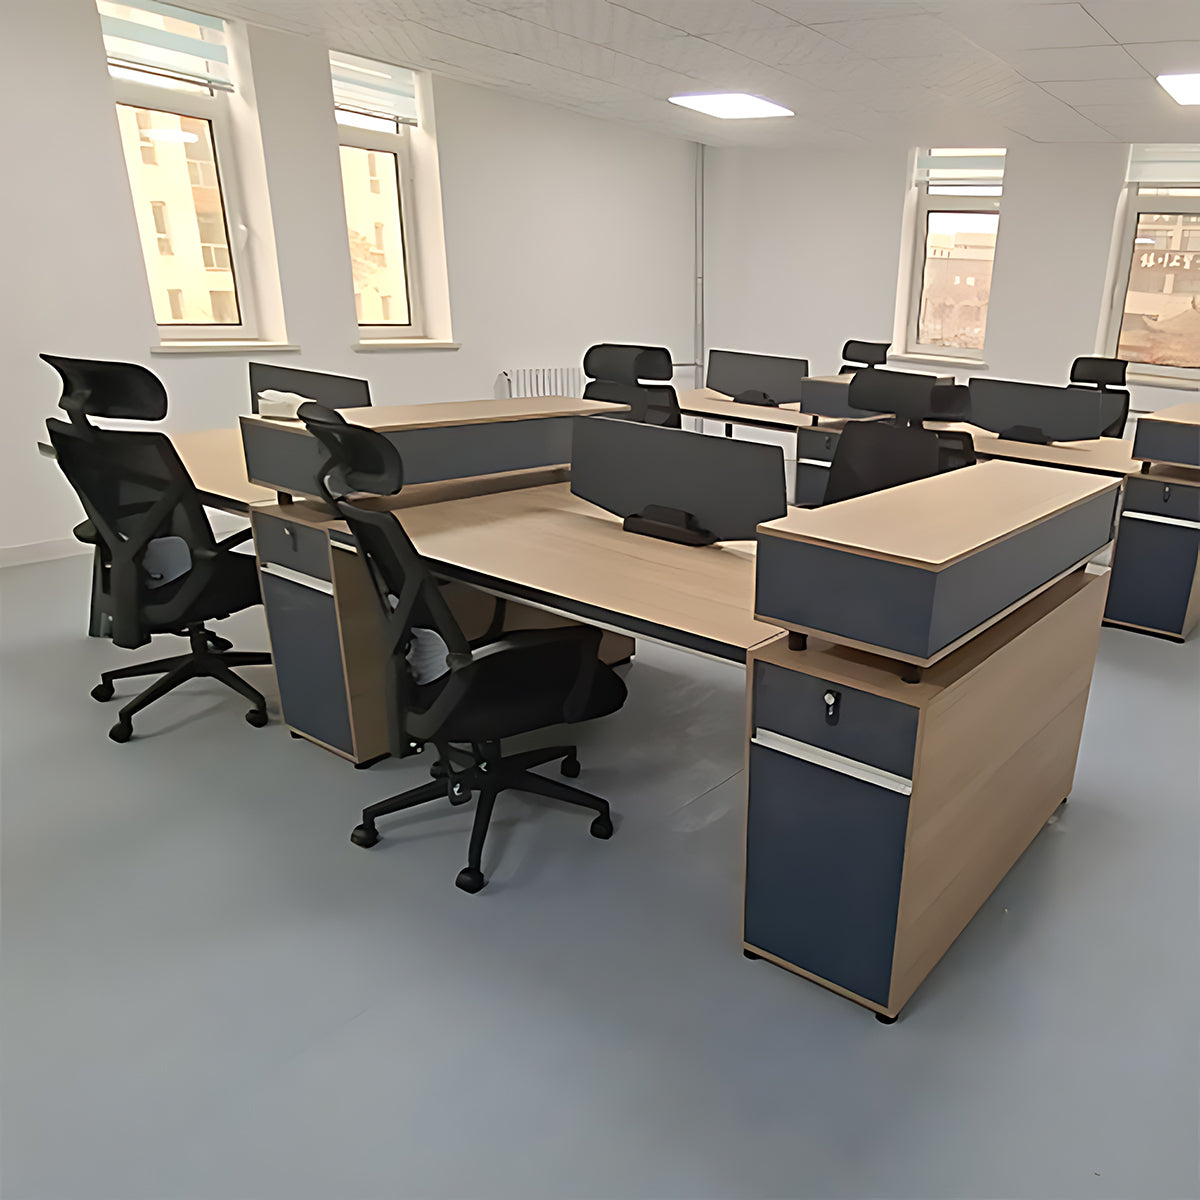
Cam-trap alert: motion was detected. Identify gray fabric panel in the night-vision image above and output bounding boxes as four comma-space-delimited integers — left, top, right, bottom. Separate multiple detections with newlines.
799, 377, 856, 419
706, 350, 810, 403
260, 574, 353, 753
1104, 518, 1200, 634
796, 427, 841, 463
755, 535, 939, 656
754, 661, 918, 778
1133, 419, 1200, 469
248, 363, 370, 412
254, 515, 332, 582
794, 463, 831, 507
1123, 476, 1200, 523
243, 417, 576, 496
744, 743, 909, 1006
928, 489, 1118, 654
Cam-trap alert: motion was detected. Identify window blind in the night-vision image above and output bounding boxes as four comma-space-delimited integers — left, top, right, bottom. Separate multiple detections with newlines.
1128, 145, 1200, 185
915, 148, 1006, 189
97, 0, 230, 90
330, 51, 418, 126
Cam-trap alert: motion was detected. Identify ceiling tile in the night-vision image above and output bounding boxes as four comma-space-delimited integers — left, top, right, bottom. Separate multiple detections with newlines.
1123, 40, 1200, 76
613, 0, 797, 35
1008, 44, 1147, 80
1083, 0, 1200, 44
1040, 76, 1172, 105
766, 0, 928, 21
1002, 109, 1113, 140
937, 2, 1115, 52
1072, 102, 1200, 141
812, 13, 982, 59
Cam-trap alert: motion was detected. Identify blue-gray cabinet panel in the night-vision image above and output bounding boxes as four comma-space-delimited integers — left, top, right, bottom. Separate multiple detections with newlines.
1105, 517, 1200, 635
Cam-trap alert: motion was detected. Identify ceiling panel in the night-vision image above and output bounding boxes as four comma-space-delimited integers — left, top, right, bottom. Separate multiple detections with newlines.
1041, 76, 1173, 106
935, 2, 1114, 52
1008, 44, 1147, 80
1123, 40, 1200, 76
1082, 0, 1200, 44
616, 0, 798, 36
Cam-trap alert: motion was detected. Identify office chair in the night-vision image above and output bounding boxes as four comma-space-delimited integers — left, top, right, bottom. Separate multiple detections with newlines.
1069, 357, 1130, 438
41, 354, 173, 638
248, 362, 372, 414
927, 382, 976, 470
46, 379, 271, 742
298, 403, 629, 894
839, 339, 891, 375
582, 343, 681, 427
823, 420, 942, 505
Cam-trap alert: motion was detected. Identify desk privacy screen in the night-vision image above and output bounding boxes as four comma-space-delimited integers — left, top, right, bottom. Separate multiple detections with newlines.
706, 349, 810, 404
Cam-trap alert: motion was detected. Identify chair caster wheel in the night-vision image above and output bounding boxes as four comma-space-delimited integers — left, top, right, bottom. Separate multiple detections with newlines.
207, 634, 233, 652
455, 867, 486, 894
875, 1012, 898, 1025
743, 949, 761, 960
561, 755, 581, 778
350, 824, 379, 848
589, 814, 614, 839
91, 682, 114, 702
108, 720, 132, 743
245, 708, 268, 728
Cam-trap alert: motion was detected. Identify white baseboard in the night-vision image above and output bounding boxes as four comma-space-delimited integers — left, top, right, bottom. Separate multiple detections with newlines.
0, 538, 92, 569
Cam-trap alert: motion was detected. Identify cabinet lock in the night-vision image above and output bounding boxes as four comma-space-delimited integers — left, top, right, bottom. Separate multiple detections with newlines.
824, 689, 841, 725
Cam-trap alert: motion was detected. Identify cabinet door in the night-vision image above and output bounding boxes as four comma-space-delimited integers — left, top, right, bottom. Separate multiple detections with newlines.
1105, 516, 1200, 636
744, 742, 909, 1006
260, 571, 354, 753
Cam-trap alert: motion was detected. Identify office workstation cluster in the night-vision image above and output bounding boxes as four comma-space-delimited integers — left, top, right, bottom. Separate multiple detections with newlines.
40, 331, 1200, 1023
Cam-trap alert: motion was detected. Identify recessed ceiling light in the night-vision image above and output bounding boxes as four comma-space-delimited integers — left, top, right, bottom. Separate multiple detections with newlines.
1157, 73, 1200, 105
667, 93, 794, 120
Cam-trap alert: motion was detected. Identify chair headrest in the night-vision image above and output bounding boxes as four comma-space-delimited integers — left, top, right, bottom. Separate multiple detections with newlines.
583, 343, 673, 385
848, 368, 938, 420
1070, 356, 1127, 388
841, 340, 890, 368
41, 354, 167, 422
298, 403, 403, 498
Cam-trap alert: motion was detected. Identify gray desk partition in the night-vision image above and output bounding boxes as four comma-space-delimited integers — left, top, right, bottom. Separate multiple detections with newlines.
248, 363, 371, 413
969, 378, 1126, 443
570, 416, 787, 541
706, 350, 810, 404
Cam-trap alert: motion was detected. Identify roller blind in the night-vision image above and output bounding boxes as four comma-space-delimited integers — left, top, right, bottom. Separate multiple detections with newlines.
97, 0, 230, 90
330, 51, 418, 127
1129, 144, 1200, 185
915, 148, 1006, 189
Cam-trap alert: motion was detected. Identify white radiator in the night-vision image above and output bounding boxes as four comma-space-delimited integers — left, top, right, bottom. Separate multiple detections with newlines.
502, 366, 585, 398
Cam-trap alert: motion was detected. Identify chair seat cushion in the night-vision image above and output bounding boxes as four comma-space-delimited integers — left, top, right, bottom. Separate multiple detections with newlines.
143, 550, 262, 631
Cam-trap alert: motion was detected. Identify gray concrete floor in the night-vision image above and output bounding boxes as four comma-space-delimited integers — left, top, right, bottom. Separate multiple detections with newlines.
2, 553, 1198, 1200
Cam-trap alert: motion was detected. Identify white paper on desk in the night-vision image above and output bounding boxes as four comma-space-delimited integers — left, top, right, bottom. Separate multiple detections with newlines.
255, 390, 312, 420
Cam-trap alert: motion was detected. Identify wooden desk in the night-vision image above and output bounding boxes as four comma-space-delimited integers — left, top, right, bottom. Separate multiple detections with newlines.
678, 388, 815, 434
927, 421, 1140, 477
172, 428, 275, 512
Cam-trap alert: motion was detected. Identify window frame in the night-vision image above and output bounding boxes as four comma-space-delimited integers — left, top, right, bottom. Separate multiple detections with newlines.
905, 186, 1002, 361
111, 73, 260, 340
336, 117, 423, 339
1105, 183, 1200, 381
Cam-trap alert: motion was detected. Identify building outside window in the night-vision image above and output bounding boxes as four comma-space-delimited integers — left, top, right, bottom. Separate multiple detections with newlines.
905, 148, 1005, 359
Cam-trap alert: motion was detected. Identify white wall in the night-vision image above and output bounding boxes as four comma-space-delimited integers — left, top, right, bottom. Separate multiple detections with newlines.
704, 138, 1200, 413
0, 0, 696, 556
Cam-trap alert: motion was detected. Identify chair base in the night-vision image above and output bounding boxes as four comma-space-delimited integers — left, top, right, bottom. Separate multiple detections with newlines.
92, 623, 271, 742
350, 741, 613, 892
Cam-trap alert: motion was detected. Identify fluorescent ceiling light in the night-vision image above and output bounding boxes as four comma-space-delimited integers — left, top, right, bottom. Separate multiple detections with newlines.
667, 93, 793, 120
1157, 74, 1200, 105
145, 128, 199, 142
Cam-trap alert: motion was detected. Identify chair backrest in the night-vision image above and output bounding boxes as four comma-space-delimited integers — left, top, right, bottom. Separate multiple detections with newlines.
41, 354, 167, 427
933, 428, 977, 472
46, 418, 219, 649
929, 382, 969, 421
840, 339, 890, 374
848, 367, 939, 424
582, 343, 681, 427
823, 421, 942, 505
1068, 358, 1129, 437
248, 362, 372, 413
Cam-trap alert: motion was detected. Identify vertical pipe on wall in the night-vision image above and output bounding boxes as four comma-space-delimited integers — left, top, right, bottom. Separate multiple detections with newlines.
694, 141, 705, 389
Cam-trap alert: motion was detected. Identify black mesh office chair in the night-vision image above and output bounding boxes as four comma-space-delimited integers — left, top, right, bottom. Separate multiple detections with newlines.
46, 382, 271, 742
1070, 357, 1130, 438
298, 403, 629, 894
839, 339, 891, 374
42, 354, 171, 638
248, 362, 372, 413
583, 343, 681, 427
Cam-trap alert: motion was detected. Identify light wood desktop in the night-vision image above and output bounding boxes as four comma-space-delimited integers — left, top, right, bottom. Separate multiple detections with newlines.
926, 421, 1140, 477
677, 388, 816, 432
171, 428, 276, 511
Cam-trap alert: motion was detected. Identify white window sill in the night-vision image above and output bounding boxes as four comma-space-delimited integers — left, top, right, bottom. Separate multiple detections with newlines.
888, 352, 986, 370
353, 338, 460, 352
1127, 371, 1200, 392
150, 341, 300, 356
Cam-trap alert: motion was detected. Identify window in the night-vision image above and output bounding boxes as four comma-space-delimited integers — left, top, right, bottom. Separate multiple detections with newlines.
905, 148, 1005, 359
101, 2, 263, 338
332, 51, 419, 333
1109, 147, 1200, 372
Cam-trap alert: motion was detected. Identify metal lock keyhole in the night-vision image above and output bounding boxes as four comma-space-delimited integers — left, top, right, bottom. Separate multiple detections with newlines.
1162, 486, 1171, 504
824, 689, 841, 725
283, 524, 296, 550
